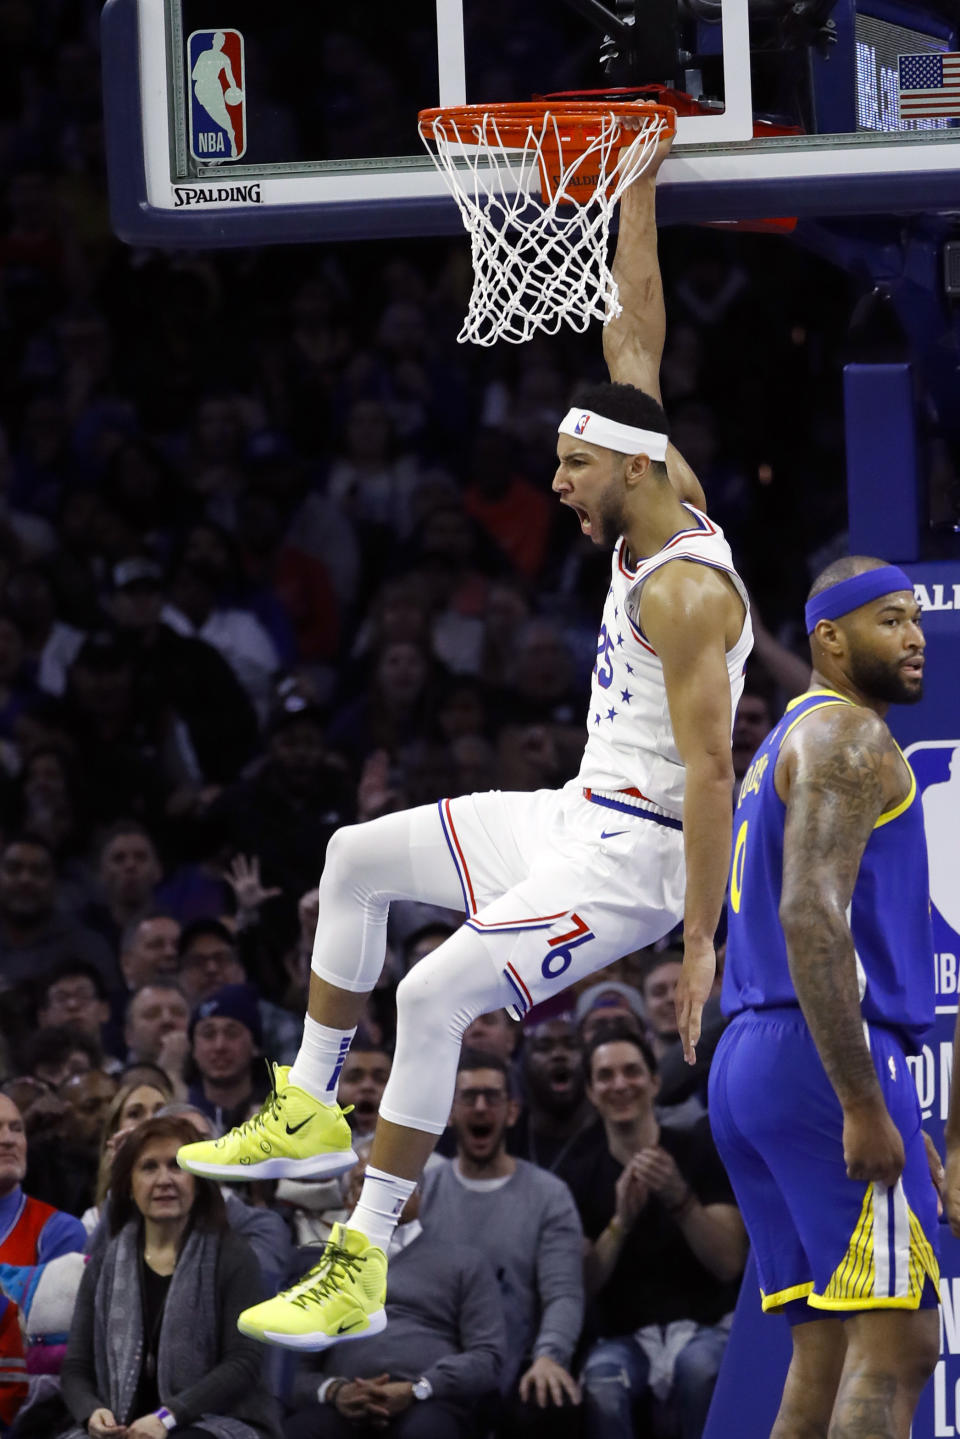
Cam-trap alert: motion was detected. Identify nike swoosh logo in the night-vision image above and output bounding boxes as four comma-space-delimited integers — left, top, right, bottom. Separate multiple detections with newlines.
600, 829, 628, 839
285, 1118, 313, 1135
337, 1320, 362, 1333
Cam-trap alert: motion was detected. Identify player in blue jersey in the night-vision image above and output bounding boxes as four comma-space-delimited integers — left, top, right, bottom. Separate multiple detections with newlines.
709, 555, 939, 1439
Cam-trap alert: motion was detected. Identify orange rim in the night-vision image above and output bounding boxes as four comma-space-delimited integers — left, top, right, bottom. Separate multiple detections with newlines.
418, 100, 676, 149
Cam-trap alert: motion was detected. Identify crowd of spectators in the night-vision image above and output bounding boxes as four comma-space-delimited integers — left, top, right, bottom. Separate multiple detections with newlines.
0, 3, 868, 1437
1, 942, 756, 1439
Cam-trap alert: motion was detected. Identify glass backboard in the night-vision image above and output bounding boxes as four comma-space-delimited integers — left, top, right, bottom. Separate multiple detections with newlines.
102, 0, 960, 246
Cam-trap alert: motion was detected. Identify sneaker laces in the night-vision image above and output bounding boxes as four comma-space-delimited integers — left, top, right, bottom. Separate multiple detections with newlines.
285, 1244, 366, 1310
223, 1061, 287, 1141
220, 1061, 353, 1144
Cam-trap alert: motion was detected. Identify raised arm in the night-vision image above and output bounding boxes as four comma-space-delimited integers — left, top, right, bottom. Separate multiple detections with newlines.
777, 705, 906, 1186
640, 561, 740, 1060
604, 138, 706, 510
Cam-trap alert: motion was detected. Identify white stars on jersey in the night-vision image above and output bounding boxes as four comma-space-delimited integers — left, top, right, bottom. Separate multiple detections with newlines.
577, 506, 754, 818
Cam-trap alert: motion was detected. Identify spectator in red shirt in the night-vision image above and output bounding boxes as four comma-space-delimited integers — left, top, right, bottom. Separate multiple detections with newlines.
0, 1294, 27, 1432
0, 1094, 86, 1266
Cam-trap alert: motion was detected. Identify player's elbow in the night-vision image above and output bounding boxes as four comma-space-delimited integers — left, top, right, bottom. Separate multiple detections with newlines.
601, 332, 657, 393
779, 890, 844, 946
778, 895, 809, 943
684, 748, 735, 791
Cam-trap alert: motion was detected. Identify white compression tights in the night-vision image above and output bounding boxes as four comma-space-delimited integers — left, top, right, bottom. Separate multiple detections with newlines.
310, 806, 513, 1136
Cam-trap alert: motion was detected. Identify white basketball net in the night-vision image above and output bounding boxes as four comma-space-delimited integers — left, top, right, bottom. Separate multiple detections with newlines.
418, 106, 672, 346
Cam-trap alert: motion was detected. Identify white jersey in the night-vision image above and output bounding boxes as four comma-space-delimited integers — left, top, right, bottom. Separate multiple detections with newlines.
577, 505, 753, 818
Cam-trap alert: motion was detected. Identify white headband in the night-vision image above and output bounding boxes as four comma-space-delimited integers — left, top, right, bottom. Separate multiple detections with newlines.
558, 408, 669, 462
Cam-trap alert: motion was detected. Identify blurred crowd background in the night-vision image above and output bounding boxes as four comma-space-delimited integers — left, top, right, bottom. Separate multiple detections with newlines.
0, 3, 872, 1438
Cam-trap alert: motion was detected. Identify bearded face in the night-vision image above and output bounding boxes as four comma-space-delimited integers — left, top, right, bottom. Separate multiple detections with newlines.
847, 641, 924, 705
553, 440, 630, 549
839, 595, 925, 706
589, 480, 631, 550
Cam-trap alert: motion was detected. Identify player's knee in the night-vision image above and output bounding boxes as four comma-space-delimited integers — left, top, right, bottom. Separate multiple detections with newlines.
395, 963, 425, 1015
319, 823, 347, 878
846, 1309, 939, 1393
901, 1315, 940, 1391
318, 824, 363, 892
394, 944, 482, 1047
394, 961, 448, 1039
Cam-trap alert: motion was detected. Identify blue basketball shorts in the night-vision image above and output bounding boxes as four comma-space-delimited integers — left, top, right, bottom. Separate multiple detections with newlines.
709, 1007, 940, 1319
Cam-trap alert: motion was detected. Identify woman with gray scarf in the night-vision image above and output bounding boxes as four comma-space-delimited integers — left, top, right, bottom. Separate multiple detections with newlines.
58, 1115, 281, 1439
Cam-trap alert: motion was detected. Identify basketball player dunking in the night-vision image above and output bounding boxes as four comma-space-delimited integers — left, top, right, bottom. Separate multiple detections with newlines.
178, 135, 755, 1350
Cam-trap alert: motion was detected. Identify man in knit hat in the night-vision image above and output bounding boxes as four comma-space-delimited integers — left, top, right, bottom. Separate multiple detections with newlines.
187, 982, 267, 1134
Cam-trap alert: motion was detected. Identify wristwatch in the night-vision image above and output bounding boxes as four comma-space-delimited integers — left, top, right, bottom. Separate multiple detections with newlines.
155, 1409, 177, 1432
412, 1377, 433, 1402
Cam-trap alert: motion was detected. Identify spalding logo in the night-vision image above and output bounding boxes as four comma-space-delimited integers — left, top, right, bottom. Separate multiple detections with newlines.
173, 183, 263, 207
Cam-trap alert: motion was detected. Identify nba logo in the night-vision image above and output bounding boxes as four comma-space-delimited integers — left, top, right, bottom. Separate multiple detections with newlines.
574, 413, 590, 435
188, 29, 247, 162
906, 739, 960, 953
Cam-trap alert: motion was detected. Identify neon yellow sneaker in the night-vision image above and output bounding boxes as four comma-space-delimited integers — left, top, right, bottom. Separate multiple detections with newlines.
176, 1064, 357, 1180
237, 1222, 387, 1350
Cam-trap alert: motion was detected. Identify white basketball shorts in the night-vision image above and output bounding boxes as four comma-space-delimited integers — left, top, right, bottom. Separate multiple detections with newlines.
438, 779, 685, 1018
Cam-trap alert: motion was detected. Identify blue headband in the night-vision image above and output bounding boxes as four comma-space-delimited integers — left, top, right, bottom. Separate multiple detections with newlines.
804, 566, 914, 634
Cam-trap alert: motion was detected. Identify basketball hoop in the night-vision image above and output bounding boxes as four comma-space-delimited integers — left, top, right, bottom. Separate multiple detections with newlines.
417, 101, 676, 346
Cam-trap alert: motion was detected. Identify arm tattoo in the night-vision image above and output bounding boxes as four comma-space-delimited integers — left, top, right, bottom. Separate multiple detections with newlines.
780, 721, 890, 1109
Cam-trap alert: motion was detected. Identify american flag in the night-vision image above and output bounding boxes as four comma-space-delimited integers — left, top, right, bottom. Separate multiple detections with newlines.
898, 53, 960, 121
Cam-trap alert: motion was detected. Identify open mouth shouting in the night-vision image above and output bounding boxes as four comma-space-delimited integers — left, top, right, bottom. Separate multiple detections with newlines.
561, 500, 591, 535
464, 1118, 499, 1154
546, 1065, 575, 1096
